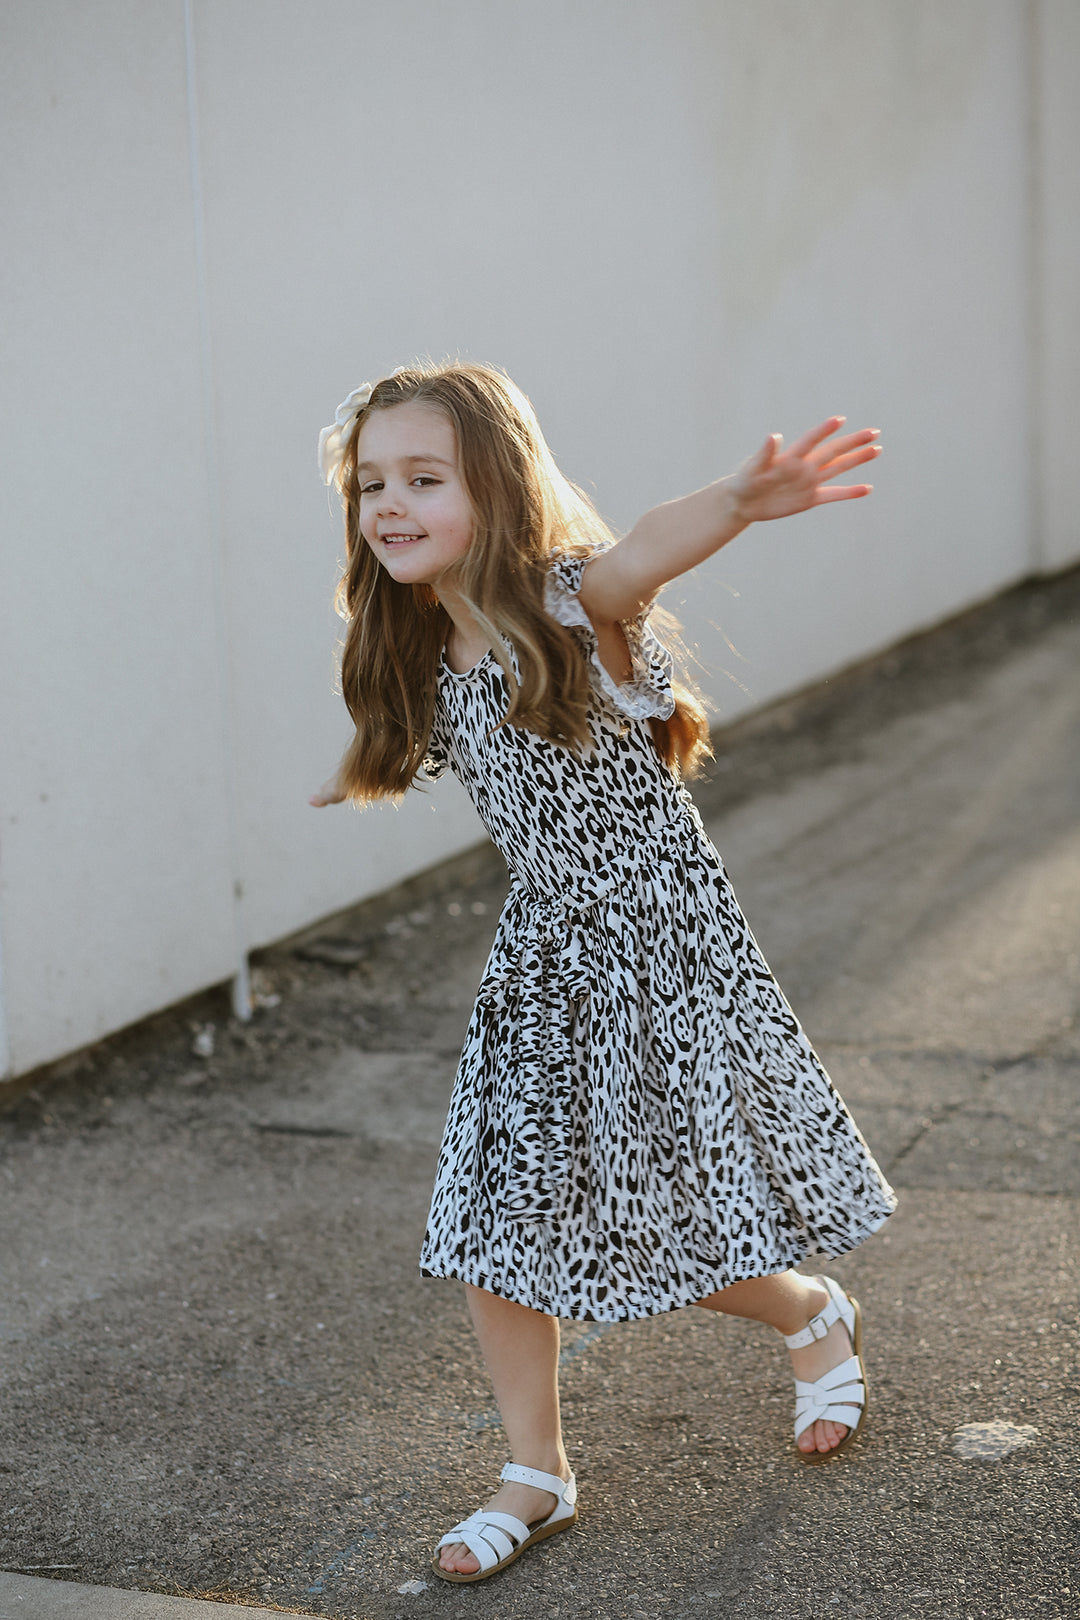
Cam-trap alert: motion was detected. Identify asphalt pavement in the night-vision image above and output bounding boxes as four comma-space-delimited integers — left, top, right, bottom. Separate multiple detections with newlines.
1, 569, 1078, 1620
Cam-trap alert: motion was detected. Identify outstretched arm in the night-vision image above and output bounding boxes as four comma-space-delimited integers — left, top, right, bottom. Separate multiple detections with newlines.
579, 417, 881, 626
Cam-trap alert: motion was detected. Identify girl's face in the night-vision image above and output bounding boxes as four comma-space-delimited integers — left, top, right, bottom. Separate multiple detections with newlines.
355, 402, 475, 587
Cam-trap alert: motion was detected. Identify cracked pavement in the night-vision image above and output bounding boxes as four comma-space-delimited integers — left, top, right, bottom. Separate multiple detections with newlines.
1, 569, 1078, 1619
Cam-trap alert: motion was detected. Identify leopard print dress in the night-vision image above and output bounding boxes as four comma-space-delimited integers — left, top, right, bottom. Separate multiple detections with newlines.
418, 557, 895, 1322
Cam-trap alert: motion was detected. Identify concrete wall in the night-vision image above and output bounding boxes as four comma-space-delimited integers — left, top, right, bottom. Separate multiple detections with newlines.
2, 0, 1078, 1079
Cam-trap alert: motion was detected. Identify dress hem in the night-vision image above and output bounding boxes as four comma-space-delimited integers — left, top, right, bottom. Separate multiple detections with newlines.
418, 1199, 894, 1323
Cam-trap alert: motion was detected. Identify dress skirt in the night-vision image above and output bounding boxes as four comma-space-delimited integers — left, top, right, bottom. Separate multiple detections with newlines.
416, 555, 895, 1322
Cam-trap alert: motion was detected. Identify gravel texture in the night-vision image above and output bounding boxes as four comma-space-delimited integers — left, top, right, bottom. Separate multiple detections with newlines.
2, 568, 1079, 1620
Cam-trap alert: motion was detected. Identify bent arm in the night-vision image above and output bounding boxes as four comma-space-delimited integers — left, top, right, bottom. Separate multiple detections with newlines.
579, 417, 881, 626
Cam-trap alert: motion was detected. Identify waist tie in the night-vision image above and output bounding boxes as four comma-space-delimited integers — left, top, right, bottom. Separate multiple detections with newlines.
475, 817, 707, 1223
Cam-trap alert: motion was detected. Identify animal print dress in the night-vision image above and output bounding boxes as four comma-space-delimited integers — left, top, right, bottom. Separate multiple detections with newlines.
418, 557, 895, 1322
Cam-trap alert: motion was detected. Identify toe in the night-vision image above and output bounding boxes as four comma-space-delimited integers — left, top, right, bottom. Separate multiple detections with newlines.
439, 1542, 479, 1575
797, 1419, 849, 1455
816, 1419, 848, 1453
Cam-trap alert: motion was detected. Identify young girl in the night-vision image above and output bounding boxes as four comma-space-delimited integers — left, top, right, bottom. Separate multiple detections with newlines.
312, 362, 894, 1583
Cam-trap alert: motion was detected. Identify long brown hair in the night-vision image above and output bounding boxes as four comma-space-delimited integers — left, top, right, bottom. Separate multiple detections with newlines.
331, 362, 710, 803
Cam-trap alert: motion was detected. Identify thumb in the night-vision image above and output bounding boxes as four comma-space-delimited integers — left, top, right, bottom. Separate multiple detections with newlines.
743, 433, 780, 477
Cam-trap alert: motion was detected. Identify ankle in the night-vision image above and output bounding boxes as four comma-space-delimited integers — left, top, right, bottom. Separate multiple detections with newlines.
776, 1279, 830, 1340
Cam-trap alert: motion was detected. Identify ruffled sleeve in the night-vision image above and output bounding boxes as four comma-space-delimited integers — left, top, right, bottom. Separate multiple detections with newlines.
544, 554, 675, 724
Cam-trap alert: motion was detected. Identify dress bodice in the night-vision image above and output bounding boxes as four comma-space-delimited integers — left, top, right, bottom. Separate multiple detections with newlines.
423, 556, 697, 898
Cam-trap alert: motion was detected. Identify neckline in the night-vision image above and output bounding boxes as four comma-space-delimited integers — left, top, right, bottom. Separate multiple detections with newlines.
440, 645, 495, 680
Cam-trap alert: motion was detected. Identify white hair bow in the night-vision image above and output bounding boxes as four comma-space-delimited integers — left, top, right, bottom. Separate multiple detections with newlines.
318, 368, 411, 484
318, 382, 374, 485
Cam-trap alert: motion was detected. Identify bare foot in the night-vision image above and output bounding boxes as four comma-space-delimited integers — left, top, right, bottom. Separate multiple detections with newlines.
787, 1281, 858, 1457
437, 1475, 566, 1576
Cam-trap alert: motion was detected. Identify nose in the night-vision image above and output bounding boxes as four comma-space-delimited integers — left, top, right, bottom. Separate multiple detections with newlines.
376, 483, 406, 516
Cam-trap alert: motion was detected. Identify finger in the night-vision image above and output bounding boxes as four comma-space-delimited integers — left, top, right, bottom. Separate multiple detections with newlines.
807, 428, 880, 468
815, 443, 883, 479
787, 415, 846, 459
813, 482, 874, 503
752, 432, 781, 469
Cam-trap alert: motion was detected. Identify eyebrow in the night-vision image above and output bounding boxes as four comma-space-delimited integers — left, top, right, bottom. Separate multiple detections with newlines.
355, 453, 457, 473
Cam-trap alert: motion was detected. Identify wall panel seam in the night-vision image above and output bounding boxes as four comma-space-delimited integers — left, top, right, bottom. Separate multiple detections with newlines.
1025, 0, 1047, 574
0, 895, 10, 1079
183, 0, 251, 1017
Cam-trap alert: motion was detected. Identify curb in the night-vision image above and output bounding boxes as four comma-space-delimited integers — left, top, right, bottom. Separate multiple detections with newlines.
0, 1572, 299, 1620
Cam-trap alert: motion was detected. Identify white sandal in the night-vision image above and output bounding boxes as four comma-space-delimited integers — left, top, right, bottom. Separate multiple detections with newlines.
432, 1463, 578, 1584
783, 1275, 868, 1463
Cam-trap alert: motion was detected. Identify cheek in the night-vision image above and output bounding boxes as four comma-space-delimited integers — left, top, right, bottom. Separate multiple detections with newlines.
360, 524, 382, 563
448, 504, 476, 555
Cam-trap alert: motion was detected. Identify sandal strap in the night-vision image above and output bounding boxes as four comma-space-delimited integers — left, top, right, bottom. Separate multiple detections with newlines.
500, 1462, 576, 1504
435, 1509, 530, 1571
794, 1352, 865, 1401
793, 1355, 866, 1442
783, 1276, 854, 1349
795, 1399, 865, 1440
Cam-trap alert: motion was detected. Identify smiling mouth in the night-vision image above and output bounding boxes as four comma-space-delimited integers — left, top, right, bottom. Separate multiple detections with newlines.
381, 534, 424, 546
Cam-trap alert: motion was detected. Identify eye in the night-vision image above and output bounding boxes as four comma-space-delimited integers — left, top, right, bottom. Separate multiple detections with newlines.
412, 475, 441, 488
359, 480, 383, 495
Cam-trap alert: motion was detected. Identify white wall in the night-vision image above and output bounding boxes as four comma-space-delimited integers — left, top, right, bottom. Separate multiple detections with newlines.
2, 0, 1077, 1078
1035, 0, 1080, 572
0, 3, 240, 1066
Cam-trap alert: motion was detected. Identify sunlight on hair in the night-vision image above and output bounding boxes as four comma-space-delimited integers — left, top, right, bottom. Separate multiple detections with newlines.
329, 361, 711, 802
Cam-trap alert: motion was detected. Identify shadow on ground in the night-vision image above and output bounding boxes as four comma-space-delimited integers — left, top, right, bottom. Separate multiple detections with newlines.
2, 570, 1078, 1618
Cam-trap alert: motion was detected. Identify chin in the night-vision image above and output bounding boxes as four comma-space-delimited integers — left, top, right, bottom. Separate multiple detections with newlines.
383, 560, 439, 588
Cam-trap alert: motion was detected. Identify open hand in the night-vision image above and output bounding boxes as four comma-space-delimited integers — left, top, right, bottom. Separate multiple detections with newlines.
309, 771, 347, 807
726, 418, 881, 525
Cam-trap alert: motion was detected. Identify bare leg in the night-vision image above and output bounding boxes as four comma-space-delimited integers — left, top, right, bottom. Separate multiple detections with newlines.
696, 1271, 853, 1456
437, 1285, 571, 1576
